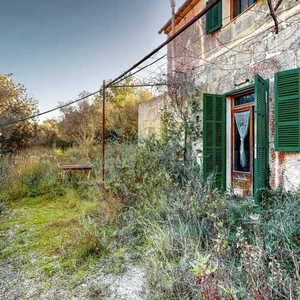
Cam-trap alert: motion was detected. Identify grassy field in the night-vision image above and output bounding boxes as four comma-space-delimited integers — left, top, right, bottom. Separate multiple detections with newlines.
1, 144, 300, 299
0, 192, 100, 272
0, 149, 127, 299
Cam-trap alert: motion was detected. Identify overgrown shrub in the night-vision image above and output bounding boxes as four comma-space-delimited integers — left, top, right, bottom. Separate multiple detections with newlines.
2, 137, 299, 299
102, 139, 300, 299
104, 141, 173, 207
0, 150, 66, 201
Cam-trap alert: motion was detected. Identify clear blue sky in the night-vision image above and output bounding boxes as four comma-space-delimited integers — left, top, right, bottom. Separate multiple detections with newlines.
1, 0, 185, 121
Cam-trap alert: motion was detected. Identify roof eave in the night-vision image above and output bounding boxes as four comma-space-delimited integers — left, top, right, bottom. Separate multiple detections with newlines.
158, 0, 199, 35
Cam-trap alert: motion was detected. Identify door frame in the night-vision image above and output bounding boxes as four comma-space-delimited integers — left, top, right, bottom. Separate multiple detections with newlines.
203, 74, 268, 202
225, 86, 255, 195
231, 99, 254, 196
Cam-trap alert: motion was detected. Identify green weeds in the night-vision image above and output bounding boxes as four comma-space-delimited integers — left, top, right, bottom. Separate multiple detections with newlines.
103, 140, 300, 299
1, 143, 300, 299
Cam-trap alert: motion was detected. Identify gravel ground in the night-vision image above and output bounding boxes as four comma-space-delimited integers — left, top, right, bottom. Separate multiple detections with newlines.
0, 210, 146, 300
0, 257, 146, 299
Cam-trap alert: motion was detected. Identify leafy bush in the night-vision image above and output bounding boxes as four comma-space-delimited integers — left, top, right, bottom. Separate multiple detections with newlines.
2, 138, 300, 299
104, 141, 172, 208
101, 139, 300, 299
0, 150, 65, 201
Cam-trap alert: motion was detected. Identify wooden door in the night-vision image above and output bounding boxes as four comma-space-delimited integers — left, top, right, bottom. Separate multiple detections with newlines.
231, 93, 254, 196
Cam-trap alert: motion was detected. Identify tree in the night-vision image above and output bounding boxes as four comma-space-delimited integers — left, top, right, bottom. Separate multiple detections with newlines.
56, 77, 153, 150
0, 74, 38, 154
103, 77, 153, 140
156, 69, 202, 183
30, 119, 60, 148
57, 91, 101, 155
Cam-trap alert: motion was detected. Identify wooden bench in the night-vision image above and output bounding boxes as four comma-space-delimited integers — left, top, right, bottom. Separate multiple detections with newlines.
57, 162, 93, 181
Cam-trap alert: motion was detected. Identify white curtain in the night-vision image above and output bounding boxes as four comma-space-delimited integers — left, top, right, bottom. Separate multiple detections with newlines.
234, 110, 250, 168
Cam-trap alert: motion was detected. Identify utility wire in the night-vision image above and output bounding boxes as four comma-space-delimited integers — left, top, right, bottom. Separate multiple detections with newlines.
107, 5, 283, 85
0, 56, 168, 129
0, 90, 100, 128
2, 3, 298, 128
106, 0, 220, 88
133, 12, 299, 88
113, 3, 300, 85
111, 54, 167, 86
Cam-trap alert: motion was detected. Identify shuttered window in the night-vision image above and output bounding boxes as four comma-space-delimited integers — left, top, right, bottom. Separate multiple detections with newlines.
275, 68, 300, 151
254, 74, 269, 203
203, 94, 226, 190
206, 0, 222, 35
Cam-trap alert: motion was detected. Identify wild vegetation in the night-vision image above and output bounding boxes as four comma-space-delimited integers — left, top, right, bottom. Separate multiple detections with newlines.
0, 74, 38, 154
1, 74, 300, 299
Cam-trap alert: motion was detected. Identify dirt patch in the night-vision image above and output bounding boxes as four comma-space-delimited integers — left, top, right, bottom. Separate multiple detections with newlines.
0, 257, 146, 299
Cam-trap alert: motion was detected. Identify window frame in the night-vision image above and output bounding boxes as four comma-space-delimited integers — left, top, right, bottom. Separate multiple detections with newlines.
231, 0, 256, 19
206, 0, 222, 35
231, 93, 254, 174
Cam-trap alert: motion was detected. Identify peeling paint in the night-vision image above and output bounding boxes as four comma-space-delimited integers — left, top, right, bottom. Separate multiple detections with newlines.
139, 0, 300, 191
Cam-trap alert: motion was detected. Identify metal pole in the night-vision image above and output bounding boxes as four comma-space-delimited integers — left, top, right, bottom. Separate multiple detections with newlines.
102, 80, 106, 183
170, 0, 176, 74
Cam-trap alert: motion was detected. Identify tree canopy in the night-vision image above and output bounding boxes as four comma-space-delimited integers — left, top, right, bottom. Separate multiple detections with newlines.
57, 78, 153, 145
0, 75, 154, 153
103, 77, 153, 140
0, 74, 38, 153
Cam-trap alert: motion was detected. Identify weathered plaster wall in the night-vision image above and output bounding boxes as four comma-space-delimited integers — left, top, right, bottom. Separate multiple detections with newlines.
283, 153, 300, 191
142, 0, 300, 191
168, 0, 300, 191
138, 95, 166, 140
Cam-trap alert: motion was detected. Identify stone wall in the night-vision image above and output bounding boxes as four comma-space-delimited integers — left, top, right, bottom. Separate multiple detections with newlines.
173, 0, 300, 191
138, 95, 166, 140
141, 0, 300, 191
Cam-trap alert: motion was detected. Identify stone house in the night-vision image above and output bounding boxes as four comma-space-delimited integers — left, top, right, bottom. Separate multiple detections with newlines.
138, 0, 300, 201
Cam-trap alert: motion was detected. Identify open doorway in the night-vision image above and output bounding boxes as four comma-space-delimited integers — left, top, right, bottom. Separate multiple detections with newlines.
231, 92, 254, 196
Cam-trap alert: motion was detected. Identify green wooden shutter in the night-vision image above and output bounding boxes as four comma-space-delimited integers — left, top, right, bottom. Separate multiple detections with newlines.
275, 68, 300, 151
254, 74, 269, 203
206, 0, 222, 35
203, 93, 226, 190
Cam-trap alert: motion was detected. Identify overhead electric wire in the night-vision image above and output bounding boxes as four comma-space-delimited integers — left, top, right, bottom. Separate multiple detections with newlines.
0, 90, 100, 128
105, 0, 220, 88
133, 59, 169, 80
117, 1, 300, 86
0, 56, 168, 129
111, 54, 167, 86
2, 2, 298, 129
